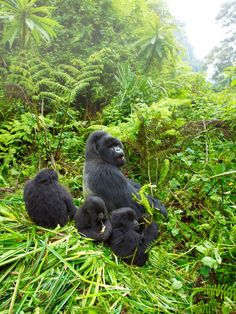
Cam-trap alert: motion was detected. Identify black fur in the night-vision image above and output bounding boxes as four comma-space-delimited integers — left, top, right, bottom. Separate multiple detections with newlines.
83, 131, 167, 218
106, 207, 158, 266
74, 196, 112, 242
24, 169, 77, 228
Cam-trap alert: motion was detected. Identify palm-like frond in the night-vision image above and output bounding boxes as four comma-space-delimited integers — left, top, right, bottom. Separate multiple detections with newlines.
0, 0, 59, 47
3, 53, 102, 109
134, 16, 177, 70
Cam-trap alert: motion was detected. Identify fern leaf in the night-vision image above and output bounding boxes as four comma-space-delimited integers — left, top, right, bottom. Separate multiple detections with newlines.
39, 92, 66, 103
38, 79, 70, 93
54, 71, 77, 85
59, 64, 81, 76
83, 65, 103, 71
31, 69, 51, 80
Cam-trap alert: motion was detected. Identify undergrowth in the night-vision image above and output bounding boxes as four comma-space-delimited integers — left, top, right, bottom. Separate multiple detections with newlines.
0, 96, 236, 313
0, 170, 235, 314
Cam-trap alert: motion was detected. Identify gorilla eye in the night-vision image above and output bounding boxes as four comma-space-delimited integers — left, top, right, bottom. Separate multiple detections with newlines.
106, 140, 115, 147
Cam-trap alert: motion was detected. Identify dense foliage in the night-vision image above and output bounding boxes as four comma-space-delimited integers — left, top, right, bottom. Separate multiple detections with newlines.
0, 0, 235, 313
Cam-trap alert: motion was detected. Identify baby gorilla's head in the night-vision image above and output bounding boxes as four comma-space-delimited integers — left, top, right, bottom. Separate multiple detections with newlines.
35, 169, 58, 184
86, 196, 108, 223
111, 207, 140, 231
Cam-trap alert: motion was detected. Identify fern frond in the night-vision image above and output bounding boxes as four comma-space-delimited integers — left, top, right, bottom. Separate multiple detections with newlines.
8, 72, 30, 82
38, 80, 70, 93
5, 76, 38, 95
78, 76, 100, 85
83, 65, 103, 71
9, 64, 28, 74
190, 284, 236, 314
191, 300, 217, 314
39, 92, 66, 103
77, 70, 101, 81
27, 59, 42, 68
206, 285, 236, 301
191, 284, 236, 302
31, 69, 51, 80
3, 55, 102, 111
69, 83, 90, 101
28, 64, 42, 72
59, 64, 81, 76
54, 71, 77, 85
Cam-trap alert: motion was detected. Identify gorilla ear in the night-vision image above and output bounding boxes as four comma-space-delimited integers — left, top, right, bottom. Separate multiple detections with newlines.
90, 133, 104, 154
88, 131, 106, 145
94, 143, 100, 154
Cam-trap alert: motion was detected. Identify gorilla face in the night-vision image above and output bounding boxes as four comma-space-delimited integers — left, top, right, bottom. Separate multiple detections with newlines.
74, 195, 112, 242
96, 134, 125, 167
86, 196, 109, 224
111, 207, 140, 231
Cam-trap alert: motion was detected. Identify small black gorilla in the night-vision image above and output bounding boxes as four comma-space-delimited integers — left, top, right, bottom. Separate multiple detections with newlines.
74, 196, 112, 242
83, 130, 167, 219
106, 207, 158, 266
24, 169, 77, 228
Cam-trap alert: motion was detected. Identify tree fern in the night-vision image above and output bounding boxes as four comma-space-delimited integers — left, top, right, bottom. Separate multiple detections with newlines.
38, 80, 70, 94
38, 92, 66, 104
1, 52, 102, 164
2, 53, 102, 111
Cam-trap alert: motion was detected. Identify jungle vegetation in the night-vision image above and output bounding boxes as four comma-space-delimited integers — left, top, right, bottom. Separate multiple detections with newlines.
0, 0, 235, 313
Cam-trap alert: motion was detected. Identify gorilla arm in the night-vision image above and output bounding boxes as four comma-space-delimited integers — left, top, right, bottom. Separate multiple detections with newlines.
146, 195, 168, 218
142, 222, 159, 244
109, 229, 144, 258
78, 220, 112, 242
78, 228, 105, 241
100, 220, 112, 241
128, 179, 168, 218
130, 223, 158, 266
59, 185, 77, 219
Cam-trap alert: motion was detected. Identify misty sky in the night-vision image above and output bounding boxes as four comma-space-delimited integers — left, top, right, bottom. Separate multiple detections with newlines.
167, 0, 226, 59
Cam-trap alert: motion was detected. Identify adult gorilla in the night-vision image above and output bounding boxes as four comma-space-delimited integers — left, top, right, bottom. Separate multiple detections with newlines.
83, 131, 167, 218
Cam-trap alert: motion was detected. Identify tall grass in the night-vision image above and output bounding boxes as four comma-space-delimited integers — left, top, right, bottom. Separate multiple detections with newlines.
0, 190, 235, 313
